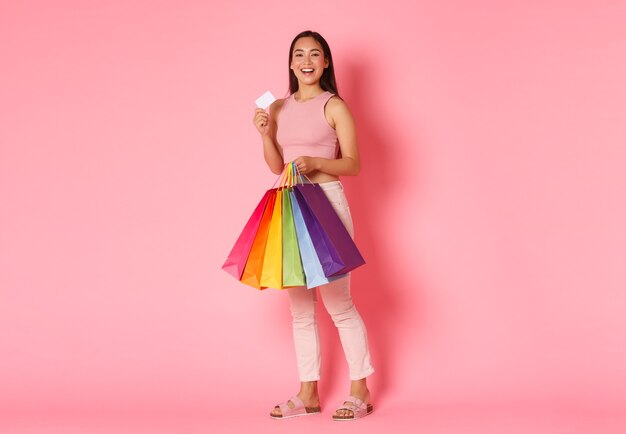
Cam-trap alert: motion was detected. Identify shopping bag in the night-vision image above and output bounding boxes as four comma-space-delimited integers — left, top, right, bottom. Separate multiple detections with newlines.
293, 183, 365, 277
290, 189, 347, 288
221, 190, 273, 279
259, 189, 283, 289
281, 188, 306, 287
223, 162, 362, 291
239, 190, 277, 289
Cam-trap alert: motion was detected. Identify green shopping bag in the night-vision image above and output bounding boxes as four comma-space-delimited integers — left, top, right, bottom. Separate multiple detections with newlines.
282, 188, 305, 286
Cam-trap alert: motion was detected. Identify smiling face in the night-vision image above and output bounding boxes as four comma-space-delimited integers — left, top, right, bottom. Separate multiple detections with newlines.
290, 36, 329, 87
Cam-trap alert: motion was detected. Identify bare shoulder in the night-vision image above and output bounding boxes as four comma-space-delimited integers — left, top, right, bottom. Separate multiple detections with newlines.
325, 94, 350, 112
325, 95, 354, 127
269, 97, 287, 123
269, 97, 287, 113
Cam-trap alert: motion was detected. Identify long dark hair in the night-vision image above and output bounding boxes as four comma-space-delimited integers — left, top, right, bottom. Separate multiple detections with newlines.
288, 30, 339, 97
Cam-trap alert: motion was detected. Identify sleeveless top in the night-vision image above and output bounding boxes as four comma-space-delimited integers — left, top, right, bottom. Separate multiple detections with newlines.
276, 91, 339, 163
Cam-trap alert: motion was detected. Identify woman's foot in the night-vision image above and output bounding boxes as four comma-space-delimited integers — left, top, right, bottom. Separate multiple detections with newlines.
270, 381, 320, 418
333, 379, 371, 419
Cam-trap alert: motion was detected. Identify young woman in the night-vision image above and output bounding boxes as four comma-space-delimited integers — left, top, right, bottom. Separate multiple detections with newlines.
252, 30, 375, 421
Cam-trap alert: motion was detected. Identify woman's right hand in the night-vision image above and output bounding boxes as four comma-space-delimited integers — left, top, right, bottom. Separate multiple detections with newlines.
253, 108, 270, 137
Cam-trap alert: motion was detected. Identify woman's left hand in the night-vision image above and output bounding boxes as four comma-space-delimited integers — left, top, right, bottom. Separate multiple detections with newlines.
293, 156, 320, 175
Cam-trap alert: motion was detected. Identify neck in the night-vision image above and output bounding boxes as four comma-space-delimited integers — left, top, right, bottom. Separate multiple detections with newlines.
296, 84, 325, 101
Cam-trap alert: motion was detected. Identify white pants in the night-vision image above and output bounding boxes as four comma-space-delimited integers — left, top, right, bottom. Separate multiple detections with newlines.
287, 181, 375, 381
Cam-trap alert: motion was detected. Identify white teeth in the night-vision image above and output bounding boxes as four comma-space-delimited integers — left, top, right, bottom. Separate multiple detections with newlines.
302, 69, 314, 72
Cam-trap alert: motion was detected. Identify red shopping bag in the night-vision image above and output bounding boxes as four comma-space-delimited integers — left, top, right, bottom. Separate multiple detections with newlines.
221, 190, 273, 279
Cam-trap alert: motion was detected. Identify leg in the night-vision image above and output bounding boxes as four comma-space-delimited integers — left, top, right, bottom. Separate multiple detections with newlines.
270, 286, 321, 417
317, 181, 375, 418
287, 285, 321, 382
319, 276, 375, 418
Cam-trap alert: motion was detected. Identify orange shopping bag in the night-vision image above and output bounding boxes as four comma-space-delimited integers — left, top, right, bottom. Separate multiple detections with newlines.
239, 190, 277, 289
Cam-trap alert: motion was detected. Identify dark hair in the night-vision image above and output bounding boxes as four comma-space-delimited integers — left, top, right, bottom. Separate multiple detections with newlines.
288, 30, 339, 97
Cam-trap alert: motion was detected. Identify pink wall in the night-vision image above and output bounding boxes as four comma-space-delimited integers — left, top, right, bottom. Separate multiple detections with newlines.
1, 0, 625, 432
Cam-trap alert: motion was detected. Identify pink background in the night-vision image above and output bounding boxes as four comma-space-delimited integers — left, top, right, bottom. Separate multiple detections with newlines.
1, 0, 625, 433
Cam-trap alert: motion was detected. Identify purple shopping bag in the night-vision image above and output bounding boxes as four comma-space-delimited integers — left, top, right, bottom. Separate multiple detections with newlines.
290, 189, 347, 288
292, 184, 365, 277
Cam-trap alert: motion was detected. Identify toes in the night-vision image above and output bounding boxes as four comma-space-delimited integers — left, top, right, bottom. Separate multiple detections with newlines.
335, 409, 353, 418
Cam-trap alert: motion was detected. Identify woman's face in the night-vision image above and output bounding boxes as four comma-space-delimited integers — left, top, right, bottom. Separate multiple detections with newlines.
290, 36, 329, 87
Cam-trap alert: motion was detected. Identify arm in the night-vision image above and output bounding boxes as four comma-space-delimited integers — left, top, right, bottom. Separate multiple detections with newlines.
253, 100, 285, 175
294, 96, 361, 176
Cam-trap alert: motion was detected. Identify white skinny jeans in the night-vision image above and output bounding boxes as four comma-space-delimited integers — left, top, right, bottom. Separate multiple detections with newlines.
287, 181, 375, 381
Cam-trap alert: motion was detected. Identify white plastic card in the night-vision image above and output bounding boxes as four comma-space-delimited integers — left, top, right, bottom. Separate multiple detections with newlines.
255, 91, 276, 109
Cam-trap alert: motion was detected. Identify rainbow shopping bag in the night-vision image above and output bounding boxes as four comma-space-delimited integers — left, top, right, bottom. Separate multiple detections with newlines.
223, 162, 364, 290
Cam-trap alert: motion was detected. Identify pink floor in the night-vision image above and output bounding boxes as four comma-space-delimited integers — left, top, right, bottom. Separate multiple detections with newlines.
3, 401, 625, 434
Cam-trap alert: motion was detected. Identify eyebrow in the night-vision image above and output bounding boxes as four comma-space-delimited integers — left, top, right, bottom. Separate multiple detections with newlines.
294, 48, 321, 53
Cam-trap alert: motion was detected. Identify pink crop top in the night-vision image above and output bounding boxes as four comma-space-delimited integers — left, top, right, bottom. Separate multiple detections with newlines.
276, 91, 339, 163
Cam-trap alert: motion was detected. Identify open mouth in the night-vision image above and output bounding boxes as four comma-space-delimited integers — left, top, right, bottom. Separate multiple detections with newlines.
301, 68, 315, 75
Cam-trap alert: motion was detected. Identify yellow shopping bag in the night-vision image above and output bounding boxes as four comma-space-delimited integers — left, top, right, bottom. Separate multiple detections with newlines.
259, 188, 283, 289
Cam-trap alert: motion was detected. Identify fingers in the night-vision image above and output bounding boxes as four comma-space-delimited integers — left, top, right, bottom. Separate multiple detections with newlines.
293, 158, 310, 174
253, 111, 268, 124
292, 157, 303, 172
253, 109, 270, 131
